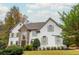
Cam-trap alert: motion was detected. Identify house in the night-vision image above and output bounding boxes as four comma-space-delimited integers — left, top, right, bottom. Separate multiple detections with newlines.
8, 18, 65, 48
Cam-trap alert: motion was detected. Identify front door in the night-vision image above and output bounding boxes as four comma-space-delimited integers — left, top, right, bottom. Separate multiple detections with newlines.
21, 35, 26, 47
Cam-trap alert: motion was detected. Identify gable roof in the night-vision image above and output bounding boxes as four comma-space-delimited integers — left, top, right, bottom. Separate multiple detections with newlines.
46, 18, 61, 28
25, 18, 61, 30
11, 17, 61, 32
25, 22, 45, 30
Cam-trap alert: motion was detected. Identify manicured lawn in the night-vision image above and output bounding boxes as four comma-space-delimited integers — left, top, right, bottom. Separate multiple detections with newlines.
23, 50, 79, 55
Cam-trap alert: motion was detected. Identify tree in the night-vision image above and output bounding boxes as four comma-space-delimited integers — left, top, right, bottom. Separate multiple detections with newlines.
0, 40, 6, 49
6, 6, 21, 24
3, 15, 15, 44
59, 4, 79, 47
32, 38, 40, 50
2, 6, 22, 45
63, 38, 75, 47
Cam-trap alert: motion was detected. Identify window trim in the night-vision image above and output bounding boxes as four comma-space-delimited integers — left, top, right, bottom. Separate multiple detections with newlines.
16, 41, 19, 45
32, 31, 37, 36
11, 33, 14, 37
10, 41, 13, 45
55, 36, 61, 45
41, 36, 48, 45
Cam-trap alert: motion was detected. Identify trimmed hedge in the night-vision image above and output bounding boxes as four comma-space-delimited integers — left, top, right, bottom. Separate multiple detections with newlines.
43, 47, 46, 50
24, 45, 32, 51
47, 47, 50, 50
0, 45, 23, 55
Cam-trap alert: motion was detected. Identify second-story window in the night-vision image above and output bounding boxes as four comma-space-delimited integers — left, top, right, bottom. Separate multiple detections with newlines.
11, 33, 14, 37
17, 33, 19, 37
47, 25, 54, 32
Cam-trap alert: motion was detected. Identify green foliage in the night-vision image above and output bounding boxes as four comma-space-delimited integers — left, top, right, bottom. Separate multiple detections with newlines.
38, 48, 41, 50
0, 45, 23, 55
0, 6, 23, 46
63, 38, 75, 47
51, 47, 54, 50
0, 6, 26, 48
47, 47, 50, 50
69, 44, 76, 47
32, 38, 40, 50
60, 46, 64, 50
59, 4, 79, 47
43, 47, 45, 50
53, 47, 56, 50
57, 47, 61, 50
24, 45, 33, 51
0, 50, 3, 55
0, 6, 27, 48
7, 6, 21, 24
0, 40, 6, 49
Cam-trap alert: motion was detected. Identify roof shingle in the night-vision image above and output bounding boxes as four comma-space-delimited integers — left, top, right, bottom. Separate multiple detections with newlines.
26, 22, 45, 30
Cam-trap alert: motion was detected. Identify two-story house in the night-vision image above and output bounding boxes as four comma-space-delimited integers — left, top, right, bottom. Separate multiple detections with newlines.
8, 18, 65, 48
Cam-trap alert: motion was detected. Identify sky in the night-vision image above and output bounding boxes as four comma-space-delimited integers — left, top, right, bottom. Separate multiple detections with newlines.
0, 3, 76, 23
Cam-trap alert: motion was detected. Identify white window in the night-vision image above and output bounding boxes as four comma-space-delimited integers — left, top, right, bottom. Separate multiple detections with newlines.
55, 36, 61, 45
16, 33, 19, 37
11, 33, 14, 37
48, 25, 54, 32
16, 41, 19, 45
10, 41, 13, 45
32, 31, 37, 36
41, 36, 48, 45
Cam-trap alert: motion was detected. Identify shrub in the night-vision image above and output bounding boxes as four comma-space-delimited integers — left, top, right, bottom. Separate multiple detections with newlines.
38, 48, 41, 50
32, 38, 40, 50
53, 47, 56, 50
47, 47, 50, 50
61, 46, 68, 50
51, 47, 54, 50
24, 45, 32, 51
0, 50, 3, 55
60, 46, 64, 50
57, 47, 60, 50
0, 40, 6, 49
43, 47, 45, 50
0, 45, 23, 55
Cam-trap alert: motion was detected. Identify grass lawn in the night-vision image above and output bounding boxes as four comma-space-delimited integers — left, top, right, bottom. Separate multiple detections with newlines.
23, 50, 79, 55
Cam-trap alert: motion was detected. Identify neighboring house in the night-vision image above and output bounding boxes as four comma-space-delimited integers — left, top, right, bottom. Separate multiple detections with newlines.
8, 18, 65, 48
